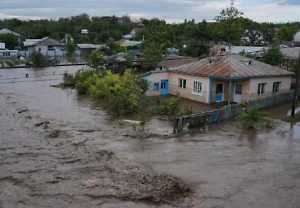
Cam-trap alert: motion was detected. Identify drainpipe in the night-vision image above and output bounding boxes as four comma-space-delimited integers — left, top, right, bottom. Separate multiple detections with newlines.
228, 80, 232, 105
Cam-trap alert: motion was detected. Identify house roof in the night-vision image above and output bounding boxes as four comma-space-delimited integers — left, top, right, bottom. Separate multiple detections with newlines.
103, 55, 126, 63
77, 43, 96, 49
115, 39, 142, 47
280, 47, 300, 59
158, 54, 199, 68
23, 37, 64, 47
226, 46, 266, 55
0, 28, 21, 37
173, 53, 293, 79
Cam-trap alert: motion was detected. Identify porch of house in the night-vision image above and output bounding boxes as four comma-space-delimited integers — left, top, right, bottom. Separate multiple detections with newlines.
208, 77, 250, 105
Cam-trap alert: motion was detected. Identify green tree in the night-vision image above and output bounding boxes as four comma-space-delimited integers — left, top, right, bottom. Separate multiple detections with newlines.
141, 41, 164, 70
262, 45, 284, 66
237, 105, 269, 129
0, 33, 19, 49
276, 26, 298, 41
28, 51, 49, 66
66, 42, 76, 56
88, 50, 103, 69
215, 0, 244, 44
179, 39, 209, 58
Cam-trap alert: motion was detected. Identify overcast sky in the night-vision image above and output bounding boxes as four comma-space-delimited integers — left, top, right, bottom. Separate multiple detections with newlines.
1, 0, 300, 23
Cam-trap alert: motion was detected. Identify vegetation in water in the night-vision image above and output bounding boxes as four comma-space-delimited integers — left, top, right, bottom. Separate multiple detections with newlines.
60, 69, 191, 119
237, 104, 274, 129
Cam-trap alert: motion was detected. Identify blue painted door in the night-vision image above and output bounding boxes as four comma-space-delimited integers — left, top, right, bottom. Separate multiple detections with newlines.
160, 80, 169, 95
216, 83, 224, 102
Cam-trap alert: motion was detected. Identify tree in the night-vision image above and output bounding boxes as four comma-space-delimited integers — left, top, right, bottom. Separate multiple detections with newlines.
88, 50, 103, 69
215, 0, 244, 44
179, 39, 209, 58
0, 33, 19, 49
276, 26, 298, 41
141, 41, 164, 70
237, 105, 269, 129
262, 45, 284, 66
66, 42, 76, 56
28, 51, 49, 66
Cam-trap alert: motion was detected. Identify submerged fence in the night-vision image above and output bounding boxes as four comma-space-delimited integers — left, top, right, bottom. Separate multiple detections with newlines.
247, 90, 300, 109
174, 103, 240, 133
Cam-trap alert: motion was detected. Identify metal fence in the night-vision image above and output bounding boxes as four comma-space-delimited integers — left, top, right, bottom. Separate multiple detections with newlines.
174, 103, 240, 133
247, 90, 300, 109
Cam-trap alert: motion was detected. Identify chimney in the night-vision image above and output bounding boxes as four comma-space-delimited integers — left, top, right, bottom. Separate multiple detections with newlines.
248, 60, 252, 65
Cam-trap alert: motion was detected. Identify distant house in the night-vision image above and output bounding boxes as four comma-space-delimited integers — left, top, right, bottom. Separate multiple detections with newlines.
23, 37, 64, 52
294, 30, 300, 42
103, 55, 126, 73
241, 30, 265, 46
115, 39, 142, 47
121, 28, 144, 42
20, 37, 65, 57
142, 53, 293, 105
226, 46, 268, 60
166, 47, 179, 55
0, 28, 22, 43
0, 42, 18, 58
77, 43, 107, 56
156, 54, 199, 71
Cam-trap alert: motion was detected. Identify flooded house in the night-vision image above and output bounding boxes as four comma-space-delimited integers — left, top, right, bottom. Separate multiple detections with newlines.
142, 53, 293, 105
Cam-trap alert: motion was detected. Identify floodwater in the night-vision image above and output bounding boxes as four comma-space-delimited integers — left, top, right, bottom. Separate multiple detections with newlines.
1, 66, 300, 208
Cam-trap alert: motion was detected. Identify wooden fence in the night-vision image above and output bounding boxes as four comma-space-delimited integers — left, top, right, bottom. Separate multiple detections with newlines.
247, 90, 300, 109
174, 104, 240, 133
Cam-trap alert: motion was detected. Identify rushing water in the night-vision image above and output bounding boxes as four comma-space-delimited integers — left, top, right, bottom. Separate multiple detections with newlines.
1, 66, 300, 208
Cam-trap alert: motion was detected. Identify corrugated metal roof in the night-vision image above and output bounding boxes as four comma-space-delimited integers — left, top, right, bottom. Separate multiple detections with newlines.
77, 44, 96, 49
173, 54, 293, 79
0, 28, 21, 37
226, 46, 267, 54
158, 54, 199, 68
280, 47, 300, 59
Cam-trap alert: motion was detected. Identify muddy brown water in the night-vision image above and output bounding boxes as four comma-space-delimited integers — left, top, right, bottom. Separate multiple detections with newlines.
1, 66, 300, 208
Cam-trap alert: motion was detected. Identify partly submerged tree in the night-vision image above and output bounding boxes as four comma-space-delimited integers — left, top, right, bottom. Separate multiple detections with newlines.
28, 51, 49, 66
215, 0, 244, 44
88, 50, 103, 69
237, 105, 270, 129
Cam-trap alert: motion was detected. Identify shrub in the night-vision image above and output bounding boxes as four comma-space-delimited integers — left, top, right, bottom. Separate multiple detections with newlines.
237, 104, 269, 129
28, 51, 49, 66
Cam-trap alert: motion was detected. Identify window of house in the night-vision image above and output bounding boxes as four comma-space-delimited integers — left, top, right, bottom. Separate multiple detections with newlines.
179, 78, 186, 88
272, 82, 280, 94
193, 81, 202, 94
153, 82, 160, 91
257, 83, 266, 95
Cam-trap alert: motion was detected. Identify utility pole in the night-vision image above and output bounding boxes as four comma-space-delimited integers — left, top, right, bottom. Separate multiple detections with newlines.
291, 52, 300, 117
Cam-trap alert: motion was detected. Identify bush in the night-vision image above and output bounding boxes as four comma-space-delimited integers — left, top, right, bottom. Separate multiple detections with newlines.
60, 69, 190, 119
28, 51, 49, 66
237, 105, 269, 129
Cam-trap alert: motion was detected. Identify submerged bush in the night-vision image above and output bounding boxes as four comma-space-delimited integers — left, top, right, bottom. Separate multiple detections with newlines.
60, 69, 191, 118
28, 51, 49, 66
237, 104, 271, 129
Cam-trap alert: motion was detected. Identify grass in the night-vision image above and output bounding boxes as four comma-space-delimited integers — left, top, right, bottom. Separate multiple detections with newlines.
282, 111, 300, 122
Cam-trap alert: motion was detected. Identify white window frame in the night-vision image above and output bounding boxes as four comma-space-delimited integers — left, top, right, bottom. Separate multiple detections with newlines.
192, 80, 202, 95
272, 82, 280, 94
257, 83, 266, 95
179, 78, 186, 89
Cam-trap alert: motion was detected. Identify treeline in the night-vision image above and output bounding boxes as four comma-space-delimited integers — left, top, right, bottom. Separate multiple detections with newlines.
1, 11, 300, 58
